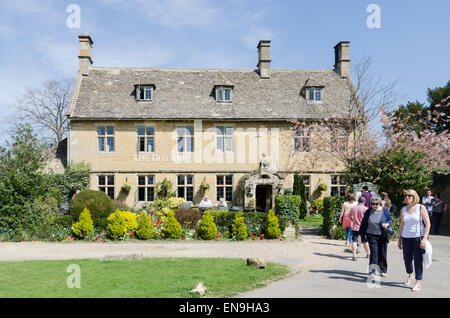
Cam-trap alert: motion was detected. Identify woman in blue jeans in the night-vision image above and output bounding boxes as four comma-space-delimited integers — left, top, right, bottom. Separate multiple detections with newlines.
359, 196, 392, 279
397, 189, 431, 292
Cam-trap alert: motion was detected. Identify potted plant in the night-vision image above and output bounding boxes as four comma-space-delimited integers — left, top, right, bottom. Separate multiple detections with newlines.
121, 184, 131, 194
318, 183, 327, 192
200, 183, 210, 191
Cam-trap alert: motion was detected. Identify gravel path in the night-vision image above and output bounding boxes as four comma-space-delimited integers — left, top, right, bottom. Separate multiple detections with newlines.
0, 229, 342, 273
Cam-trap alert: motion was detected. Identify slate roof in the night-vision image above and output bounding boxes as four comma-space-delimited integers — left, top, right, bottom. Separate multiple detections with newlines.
68, 67, 357, 121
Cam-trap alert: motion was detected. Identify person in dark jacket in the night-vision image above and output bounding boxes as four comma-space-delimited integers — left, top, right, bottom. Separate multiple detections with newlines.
359, 195, 393, 279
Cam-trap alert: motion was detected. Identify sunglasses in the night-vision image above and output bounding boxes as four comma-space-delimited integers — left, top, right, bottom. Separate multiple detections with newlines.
403, 194, 414, 198
371, 203, 379, 206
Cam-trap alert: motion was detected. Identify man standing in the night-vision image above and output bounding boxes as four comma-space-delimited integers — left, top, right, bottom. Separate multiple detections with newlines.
361, 186, 372, 209
422, 189, 434, 226
348, 196, 370, 260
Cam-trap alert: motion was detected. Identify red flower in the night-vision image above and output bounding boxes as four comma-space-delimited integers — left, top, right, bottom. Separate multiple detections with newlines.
130, 232, 134, 237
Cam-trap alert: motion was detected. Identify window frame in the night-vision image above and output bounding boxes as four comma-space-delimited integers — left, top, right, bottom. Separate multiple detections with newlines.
177, 125, 194, 153
177, 175, 194, 202
215, 86, 233, 102
97, 125, 115, 153
137, 126, 155, 153
216, 125, 234, 152
294, 127, 311, 152
330, 175, 346, 197
137, 175, 155, 202
135, 84, 154, 101
306, 87, 323, 103
98, 175, 115, 199
216, 175, 233, 202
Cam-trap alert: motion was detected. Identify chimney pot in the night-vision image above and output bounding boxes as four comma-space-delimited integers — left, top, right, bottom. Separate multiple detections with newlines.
78, 33, 93, 75
257, 40, 271, 79
334, 41, 350, 78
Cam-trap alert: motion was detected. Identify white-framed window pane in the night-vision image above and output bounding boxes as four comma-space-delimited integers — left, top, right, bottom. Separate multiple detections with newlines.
217, 176, 224, 185
107, 137, 114, 152
186, 137, 194, 152
186, 187, 194, 201
147, 138, 154, 152
216, 126, 224, 136
186, 175, 193, 185
147, 127, 154, 136
315, 89, 322, 101
98, 126, 105, 135
98, 176, 106, 185
106, 126, 114, 135
178, 175, 185, 185
225, 126, 233, 136
225, 175, 233, 185
225, 137, 232, 151
144, 87, 152, 100
137, 126, 145, 135
98, 138, 105, 151
186, 126, 194, 136
177, 126, 185, 136
226, 187, 233, 201
138, 176, 145, 185
224, 89, 231, 101
177, 137, 184, 152
147, 176, 154, 185
308, 88, 314, 100
217, 137, 224, 151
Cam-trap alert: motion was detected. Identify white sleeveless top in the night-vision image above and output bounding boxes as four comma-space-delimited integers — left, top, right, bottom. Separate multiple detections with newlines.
402, 204, 424, 238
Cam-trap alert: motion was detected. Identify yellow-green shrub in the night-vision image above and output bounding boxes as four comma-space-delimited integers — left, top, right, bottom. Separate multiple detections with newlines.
265, 209, 281, 239
167, 197, 186, 209
106, 210, 138, 240
72, 207, 94, 238
231, 212, 247, 240
136, 212, 154, 240
197, 210, 217, 240
163, 210, 182, 239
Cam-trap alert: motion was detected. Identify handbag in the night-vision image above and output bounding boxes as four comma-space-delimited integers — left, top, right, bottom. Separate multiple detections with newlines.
419, 205, 432, 268
381, 208, 394, 240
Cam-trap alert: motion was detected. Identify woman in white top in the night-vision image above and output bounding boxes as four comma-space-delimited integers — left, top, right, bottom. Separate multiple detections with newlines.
397, 189, 431, 292
339, 194, 358, 247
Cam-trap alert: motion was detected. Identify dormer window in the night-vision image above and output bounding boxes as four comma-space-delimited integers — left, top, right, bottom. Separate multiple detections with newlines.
306, 87, 323, 102
215, 86, 233, 102
135, 85, 154, 101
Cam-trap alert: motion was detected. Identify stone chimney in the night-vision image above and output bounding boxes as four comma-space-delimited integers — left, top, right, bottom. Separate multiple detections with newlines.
78, 33, 93, 76
257, 40, 271, 79
334, 41, 350, 78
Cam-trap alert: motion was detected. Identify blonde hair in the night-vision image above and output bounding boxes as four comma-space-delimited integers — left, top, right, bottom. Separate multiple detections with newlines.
380, 192, 392, 209
403, 189, 420, 205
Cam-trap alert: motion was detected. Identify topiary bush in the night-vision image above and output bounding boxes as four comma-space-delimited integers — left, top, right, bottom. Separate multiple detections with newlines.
136, 212, 154, 240
197, 210, 217, 240
163, 210, 182, 239
274, 194, 301, 232
72, 207, 94, 239
174, 209, 202, 229
265, 209, 281, 239
321, 196, 345, 239
231, 212, 248, 240
106, 209, 138, 240
69, 190, 115, 231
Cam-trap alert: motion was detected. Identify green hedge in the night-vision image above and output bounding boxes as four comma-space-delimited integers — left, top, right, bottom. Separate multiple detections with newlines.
208, 210, 267, 236
274, 194, 301, 232
321, 196, 345, 239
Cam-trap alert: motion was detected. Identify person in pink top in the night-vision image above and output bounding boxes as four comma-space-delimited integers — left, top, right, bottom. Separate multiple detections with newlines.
347, 195, 370, 261
339, 194, 357, 247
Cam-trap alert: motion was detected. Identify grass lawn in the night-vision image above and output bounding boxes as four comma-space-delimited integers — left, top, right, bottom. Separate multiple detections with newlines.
0, 258, 289, 298
299, 215, 323, 228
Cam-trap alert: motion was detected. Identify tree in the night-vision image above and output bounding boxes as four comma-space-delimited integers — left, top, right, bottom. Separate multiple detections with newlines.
387, 101, 426, 135
427, 81, 450, 134
0, 124, 48, 235
12, 79, 74, 145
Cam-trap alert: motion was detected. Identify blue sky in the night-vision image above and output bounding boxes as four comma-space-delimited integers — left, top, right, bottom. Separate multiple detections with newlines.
0, 0, 449, 143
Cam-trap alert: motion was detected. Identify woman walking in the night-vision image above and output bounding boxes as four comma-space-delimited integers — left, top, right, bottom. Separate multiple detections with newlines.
339, 194, 357, 247
398, 189, 431, 292
359, 196, 392, 278
348, 195, 370, 261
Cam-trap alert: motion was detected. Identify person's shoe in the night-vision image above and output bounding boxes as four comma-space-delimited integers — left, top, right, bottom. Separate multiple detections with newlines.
352, 256, 357, 261
381, 273, 388, 278
412, 283, 421, 292
404, 277, 413, 287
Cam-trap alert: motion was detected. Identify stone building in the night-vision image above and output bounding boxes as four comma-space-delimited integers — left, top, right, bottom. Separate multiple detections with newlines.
67, 33, 358, 211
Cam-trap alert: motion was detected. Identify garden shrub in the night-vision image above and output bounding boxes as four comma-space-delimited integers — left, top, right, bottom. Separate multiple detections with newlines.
72, 208, 94, 239
231, 212, 248, 240
136, 212, 154, 240
321, 196, 345, 239
208, 210, 267, 236
167, 197, 186, 209
106, 210, 138, 240
164, 210, 182, 239
69, 190, 115, 231
265, 209, 281, 239
274, 194, 301, 232
197, 210, 217, 240
174, 209, 202, 229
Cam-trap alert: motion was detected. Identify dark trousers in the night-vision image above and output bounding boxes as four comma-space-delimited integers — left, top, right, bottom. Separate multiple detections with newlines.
432, 213, 443, 234
366, 233, 388, 274
402, 237, 423, 280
